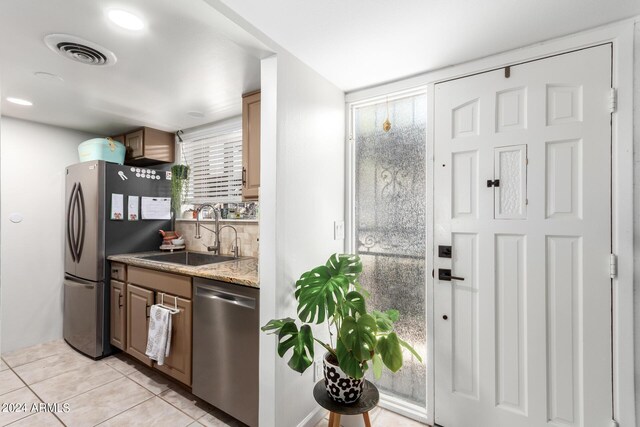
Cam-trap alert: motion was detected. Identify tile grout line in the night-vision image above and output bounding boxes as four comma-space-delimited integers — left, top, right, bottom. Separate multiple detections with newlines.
1, 356, 67, 427
92, 393, 157, 426
156, 390, 208, 423
1, 341, 70, 370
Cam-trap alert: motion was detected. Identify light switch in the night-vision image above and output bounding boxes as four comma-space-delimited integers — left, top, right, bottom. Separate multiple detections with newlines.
334, 220, 345, 240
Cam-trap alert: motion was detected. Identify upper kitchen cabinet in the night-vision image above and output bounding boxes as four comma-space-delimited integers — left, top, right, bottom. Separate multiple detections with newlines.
242, 91, 261, 200
124, 127, 175, 166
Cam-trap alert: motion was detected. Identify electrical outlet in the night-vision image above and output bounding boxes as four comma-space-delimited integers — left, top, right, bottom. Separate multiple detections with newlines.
314, 360, 324, 382
334, 220, 345, 240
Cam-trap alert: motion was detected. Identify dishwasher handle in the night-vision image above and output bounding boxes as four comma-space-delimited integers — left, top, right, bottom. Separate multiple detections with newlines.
195, 285, 256, 309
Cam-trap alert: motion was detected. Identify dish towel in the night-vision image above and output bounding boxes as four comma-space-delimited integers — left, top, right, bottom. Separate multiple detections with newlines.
145, 305, 172, 365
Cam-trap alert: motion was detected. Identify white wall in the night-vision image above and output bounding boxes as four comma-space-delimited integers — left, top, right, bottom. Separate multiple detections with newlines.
633, 20, 640, 425
259, 51, 345, 427
0, 117, 94, 353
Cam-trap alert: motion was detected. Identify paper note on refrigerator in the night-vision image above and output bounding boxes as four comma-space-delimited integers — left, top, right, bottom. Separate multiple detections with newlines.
128, 196, 139, 221
141, 197, 171, 220
111, 193, 124, 220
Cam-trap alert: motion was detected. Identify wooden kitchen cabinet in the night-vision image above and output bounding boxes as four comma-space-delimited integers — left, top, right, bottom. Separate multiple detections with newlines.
242, 91, 260, 200
110, 280, 126, 350
124, 127, 175, 166
126, 283, 154, 366
153, 293, 192, 386
111, 134, 125, 146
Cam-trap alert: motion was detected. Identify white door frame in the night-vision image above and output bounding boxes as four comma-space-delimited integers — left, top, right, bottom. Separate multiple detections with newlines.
345, 17, 636, 427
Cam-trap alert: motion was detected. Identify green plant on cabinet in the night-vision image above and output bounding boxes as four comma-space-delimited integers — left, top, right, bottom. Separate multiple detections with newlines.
261, 253, 422, 380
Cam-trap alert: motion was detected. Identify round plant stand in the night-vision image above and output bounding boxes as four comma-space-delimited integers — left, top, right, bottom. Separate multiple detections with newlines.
313, 380, 379, 427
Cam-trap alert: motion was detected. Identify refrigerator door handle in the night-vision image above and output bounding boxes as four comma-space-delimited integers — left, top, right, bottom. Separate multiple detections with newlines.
73, 185, 81, 261
64, 274, 95, 285
76, 183, 86, 261
67, 183, 78, 262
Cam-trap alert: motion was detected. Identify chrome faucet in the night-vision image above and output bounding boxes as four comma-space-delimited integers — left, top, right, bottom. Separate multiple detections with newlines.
220, 225, 240, 258
194, 204, 221, 254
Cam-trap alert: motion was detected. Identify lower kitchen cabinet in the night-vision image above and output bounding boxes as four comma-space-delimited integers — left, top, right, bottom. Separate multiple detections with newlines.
154, 293, 192, 386
110, 280, 126, 350
126, 283, 154, 366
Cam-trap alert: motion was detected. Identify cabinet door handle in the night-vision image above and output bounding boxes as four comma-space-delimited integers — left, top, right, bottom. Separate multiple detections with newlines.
242, 167, 247, 186
118, 294, 123, 308
146, 304, 151, 318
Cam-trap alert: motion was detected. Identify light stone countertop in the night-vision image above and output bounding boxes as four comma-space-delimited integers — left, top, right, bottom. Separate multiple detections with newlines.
107, 251, 259, 288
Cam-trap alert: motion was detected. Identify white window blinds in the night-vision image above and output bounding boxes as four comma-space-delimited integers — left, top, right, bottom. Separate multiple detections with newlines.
179, 119, 243, 203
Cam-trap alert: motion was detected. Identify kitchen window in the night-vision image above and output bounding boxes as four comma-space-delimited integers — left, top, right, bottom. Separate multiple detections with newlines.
179, 118, 243, 204
349, 90, 427, 411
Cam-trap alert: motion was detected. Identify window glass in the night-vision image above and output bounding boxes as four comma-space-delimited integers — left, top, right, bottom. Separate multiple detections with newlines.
180, 119, 243, 203
353, 92, 427, 406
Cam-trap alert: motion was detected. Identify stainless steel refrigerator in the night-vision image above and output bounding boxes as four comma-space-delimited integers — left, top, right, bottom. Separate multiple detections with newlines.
64, 161, 171, 358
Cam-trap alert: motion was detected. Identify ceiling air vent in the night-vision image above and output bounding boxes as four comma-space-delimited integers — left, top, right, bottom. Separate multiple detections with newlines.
44, 34, 117, 66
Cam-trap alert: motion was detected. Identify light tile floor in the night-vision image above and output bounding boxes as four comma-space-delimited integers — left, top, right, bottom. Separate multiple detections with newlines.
0, 340, 428, 427
313, 405, 429, 427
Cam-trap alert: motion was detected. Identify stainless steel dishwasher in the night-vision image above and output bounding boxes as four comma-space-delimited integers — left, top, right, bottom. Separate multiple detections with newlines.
192, 278, 259, 427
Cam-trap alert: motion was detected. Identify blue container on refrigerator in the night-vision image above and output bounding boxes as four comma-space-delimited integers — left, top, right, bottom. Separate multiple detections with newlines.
78, 138, 126, 165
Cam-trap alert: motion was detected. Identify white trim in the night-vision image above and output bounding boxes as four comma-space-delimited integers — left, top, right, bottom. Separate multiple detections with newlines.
609, 20, 636, 427
345, 16, 636, 427
378, 392, 429, 424
258, 54, 278, 427
425, 82, 436, 426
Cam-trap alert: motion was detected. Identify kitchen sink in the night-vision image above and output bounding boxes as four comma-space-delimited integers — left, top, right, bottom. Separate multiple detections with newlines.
141, 252, 235, 266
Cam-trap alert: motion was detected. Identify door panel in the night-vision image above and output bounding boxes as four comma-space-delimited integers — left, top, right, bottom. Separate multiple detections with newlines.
126, 284, 153, 366
154, 293, 192, 386
65, 162, 104, 281
434, 45, 612, 427
450, 232, 478, 399
110, 280, 126, 350
495, 234, 526, 414
63, 277, 102, 357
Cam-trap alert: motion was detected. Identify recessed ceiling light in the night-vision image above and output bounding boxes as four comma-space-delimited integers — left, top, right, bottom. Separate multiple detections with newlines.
108, 9, 144, 31
6, 97, 33, 106
34, 71, 64, 82
187, 111, 205, 118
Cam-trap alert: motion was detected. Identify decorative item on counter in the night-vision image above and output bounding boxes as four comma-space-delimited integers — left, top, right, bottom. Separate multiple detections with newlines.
261, 254, 422, 404
170, 164, 189, 228
221, 207, 229, 219
158, 229, 181, 245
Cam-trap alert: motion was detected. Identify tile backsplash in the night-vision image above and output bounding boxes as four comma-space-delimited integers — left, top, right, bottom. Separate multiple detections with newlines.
175, 220, 259, 258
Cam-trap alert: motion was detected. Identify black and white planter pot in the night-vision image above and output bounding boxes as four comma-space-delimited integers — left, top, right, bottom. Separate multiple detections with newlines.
323, 352, 364, 404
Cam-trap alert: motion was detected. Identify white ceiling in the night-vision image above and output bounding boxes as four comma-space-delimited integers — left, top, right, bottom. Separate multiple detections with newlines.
217, 0, 640, 91
0, 0, 269, 135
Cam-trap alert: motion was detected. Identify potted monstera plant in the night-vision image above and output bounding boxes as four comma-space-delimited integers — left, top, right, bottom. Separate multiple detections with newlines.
261, 253, 422, 404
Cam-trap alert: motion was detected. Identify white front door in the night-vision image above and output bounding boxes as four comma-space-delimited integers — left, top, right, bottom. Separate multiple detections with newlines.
434, 44, 612, 427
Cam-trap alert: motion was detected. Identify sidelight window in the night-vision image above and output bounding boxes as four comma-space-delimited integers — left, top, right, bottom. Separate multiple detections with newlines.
349, 91, 427, 408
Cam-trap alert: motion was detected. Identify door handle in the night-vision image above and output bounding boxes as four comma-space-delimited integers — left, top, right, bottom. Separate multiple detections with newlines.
76, 184, 86, 262
67, 183, 78, 261
118, 294, 123, 308
242, 167, 247, 186
146, 304, 151, 318
438, 269, 465, 281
